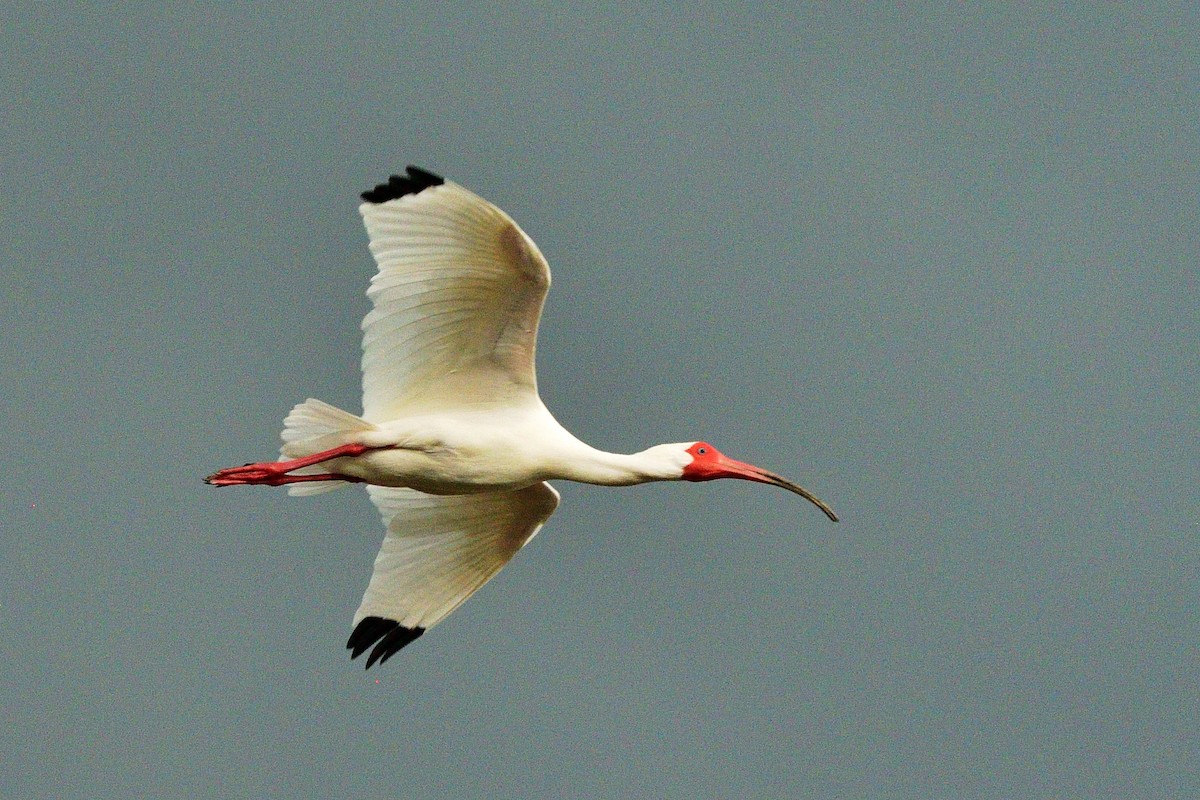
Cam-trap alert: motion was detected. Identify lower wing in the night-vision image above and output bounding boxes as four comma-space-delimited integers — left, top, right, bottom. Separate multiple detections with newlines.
346, 482, 560, 668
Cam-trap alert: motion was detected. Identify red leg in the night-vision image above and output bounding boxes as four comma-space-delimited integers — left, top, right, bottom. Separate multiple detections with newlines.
214, 471, 366, 487
206, 443, 378, 487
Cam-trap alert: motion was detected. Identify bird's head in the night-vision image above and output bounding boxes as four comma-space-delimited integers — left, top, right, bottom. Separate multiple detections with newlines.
671, 441, 839, 522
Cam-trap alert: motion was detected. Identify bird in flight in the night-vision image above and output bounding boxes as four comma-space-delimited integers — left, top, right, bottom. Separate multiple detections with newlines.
207, 166, 837, 668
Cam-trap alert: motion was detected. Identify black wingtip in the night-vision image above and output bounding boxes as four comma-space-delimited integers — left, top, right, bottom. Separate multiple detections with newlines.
347, 616, 425, 668
360, 165, 445, 203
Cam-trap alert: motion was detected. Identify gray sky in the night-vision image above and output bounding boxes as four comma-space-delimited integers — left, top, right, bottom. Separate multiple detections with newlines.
3, 4, 1197, 798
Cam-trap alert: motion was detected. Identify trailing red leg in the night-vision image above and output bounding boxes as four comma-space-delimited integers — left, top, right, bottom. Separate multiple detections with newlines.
205, 443, 377, 487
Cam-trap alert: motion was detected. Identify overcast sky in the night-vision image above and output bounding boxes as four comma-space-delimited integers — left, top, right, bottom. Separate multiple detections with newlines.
2, 4, 1197, 798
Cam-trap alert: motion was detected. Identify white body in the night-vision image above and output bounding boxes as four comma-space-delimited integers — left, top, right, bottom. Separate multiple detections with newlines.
293, 400, 688, 494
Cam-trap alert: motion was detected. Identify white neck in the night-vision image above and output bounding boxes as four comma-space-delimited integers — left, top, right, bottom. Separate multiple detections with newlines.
548, 441, 690, 487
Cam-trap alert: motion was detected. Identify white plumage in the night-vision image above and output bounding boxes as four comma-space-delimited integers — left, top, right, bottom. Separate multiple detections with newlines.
208, 166, 837, 668
358, 178, 549, 420
360, 483, 559, 630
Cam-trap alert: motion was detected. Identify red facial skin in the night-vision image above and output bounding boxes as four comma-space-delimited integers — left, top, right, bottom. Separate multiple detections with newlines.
680, 442, 734, 481
681, 441, 839, 522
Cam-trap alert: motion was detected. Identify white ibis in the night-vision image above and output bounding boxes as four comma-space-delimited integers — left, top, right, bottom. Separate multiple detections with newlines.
207, 166, 837, 668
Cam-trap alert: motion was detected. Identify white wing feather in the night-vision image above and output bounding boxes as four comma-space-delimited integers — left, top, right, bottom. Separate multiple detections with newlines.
354, 483, 561, 630
358, 181, 552, 422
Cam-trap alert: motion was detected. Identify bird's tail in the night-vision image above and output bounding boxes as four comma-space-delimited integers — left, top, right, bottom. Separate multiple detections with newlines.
279, 398, 376, 496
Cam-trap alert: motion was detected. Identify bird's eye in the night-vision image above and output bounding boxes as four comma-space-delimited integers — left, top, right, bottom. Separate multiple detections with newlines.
697, 447, 707, 455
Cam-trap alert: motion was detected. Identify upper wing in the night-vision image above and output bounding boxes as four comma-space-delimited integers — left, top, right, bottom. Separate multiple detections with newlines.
357, 167, 552, 422
346, 482, 561, 668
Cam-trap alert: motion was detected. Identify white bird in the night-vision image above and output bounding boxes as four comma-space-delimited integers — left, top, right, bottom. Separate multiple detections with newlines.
207, 166, 837, 668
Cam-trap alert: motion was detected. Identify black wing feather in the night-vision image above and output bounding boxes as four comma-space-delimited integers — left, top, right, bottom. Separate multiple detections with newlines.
360, 165, 445, 203
346, 616, 425, 668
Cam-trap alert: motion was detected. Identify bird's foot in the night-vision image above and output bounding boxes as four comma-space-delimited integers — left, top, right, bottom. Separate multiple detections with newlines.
205, 462, 293, 486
